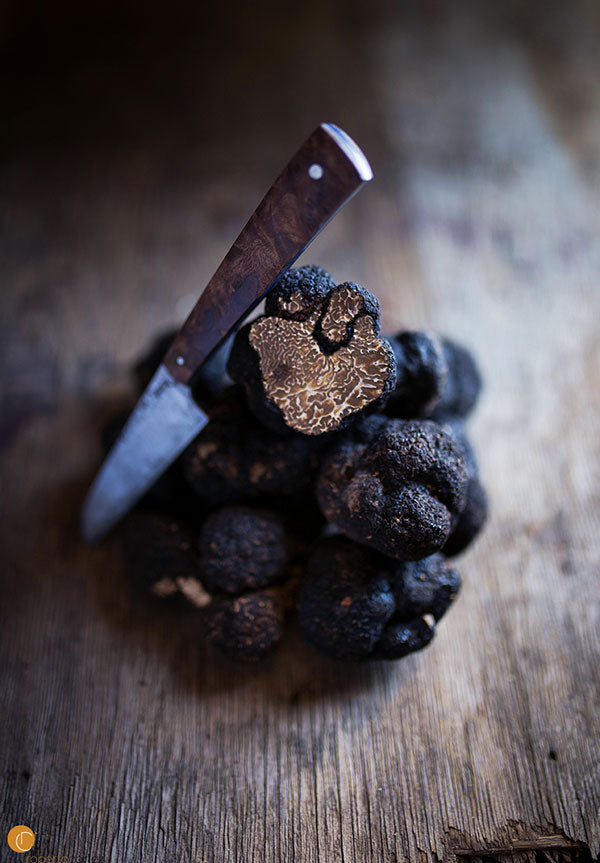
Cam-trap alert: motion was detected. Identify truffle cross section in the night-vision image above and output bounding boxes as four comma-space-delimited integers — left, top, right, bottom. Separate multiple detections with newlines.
248, 283, 395, 435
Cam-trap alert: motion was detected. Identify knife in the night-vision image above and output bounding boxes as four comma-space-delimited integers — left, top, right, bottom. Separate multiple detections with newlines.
81, 123, 373, 543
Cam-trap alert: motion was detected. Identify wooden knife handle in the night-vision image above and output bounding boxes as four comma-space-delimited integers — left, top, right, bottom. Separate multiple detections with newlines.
163, 123, 372, 385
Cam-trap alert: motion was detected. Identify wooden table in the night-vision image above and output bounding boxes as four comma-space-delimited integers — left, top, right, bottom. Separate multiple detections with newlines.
1, 2, 598, 860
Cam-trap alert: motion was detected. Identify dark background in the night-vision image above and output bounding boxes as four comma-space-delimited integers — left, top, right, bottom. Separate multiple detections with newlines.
1, 2, 599, 861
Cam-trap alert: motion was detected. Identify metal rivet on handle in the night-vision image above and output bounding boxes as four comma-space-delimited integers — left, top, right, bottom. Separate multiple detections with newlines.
308, 163, 323, 179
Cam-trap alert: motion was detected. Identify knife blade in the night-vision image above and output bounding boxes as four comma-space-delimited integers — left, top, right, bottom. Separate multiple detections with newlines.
81, 122, 373, 543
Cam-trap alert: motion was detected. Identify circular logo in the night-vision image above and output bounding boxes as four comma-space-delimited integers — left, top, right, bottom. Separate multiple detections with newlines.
7, 826, 35, 853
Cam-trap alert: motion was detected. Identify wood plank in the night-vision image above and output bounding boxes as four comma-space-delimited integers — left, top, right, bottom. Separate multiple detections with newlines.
1, 2, 599, 861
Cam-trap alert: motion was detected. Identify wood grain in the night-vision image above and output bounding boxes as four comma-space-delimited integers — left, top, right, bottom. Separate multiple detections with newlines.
1, 1, 599, 861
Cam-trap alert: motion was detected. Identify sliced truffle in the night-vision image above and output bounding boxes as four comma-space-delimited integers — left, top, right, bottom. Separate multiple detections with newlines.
385, 330, 447, 418
297, 537, 395, 660
207, 589, 285, 661
123, 512, 201, 600
316, 416, 468, 560
182, 387, 322, 506
228, 265, 396, 435
298, 537, 460, 661
199, 506, 292, 595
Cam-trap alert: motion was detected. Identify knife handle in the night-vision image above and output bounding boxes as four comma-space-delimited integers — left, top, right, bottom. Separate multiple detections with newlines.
162, 123, 372, 386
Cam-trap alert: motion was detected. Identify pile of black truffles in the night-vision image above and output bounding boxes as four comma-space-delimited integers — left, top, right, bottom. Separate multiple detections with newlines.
117, 265, 487, 662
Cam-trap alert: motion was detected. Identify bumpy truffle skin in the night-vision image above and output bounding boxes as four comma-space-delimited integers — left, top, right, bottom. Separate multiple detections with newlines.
298, 538, 460, 662
123, 512, 199, 599
391, 554, 461, 622
316, 416, 468, 560
265, 264, 336, 319
297, 537, 395, 660
228, 265, 396, 436
199, 506, 291, 595
431, 338, 482, 420
182, 387, 322, 505
207, 589, 285, 661
385, 330, 448, 419
439, 417, 488, 555
444, 476, 488, 556
373, 553, 461, 658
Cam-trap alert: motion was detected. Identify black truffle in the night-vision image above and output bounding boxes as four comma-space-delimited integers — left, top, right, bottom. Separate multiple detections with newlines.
444, 475, 488, 556
385, 331, 482, 422
297, 537, 395, 660
373, 553, 461, 658
385, 330, 447, 418
111, 272, 488, 667
373, 618, 435, 660
199, 506, 292, 595
439, 417, 488, 556
390, 553, 461, 622
316, 416, 468, 560
298, 537, 460, 661
182, 387, 322, 506
207, 589, 285, 661
430, 338, 482, 420
228, 265, 396, 435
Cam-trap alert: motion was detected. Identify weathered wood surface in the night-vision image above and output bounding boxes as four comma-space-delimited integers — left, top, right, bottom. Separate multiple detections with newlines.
1, 2, 599, 861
